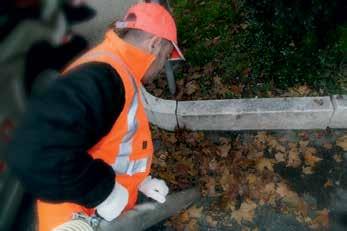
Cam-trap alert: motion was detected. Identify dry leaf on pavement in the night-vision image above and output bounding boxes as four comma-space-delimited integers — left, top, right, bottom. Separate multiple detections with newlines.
218, 143, 231, 157
246, 174, 257, 184
268, 138, 286, 153
309, 209, 329, 230
262, 182, 276, 196
256, 158, 274, 172
287, 149, 302, 168
276, 183, 302, 208
299, 141, 310, 148
187, 219, 199, 231
179, 210, 191, 223
275, 153, 286, 163
205, 177, 217, 197
336, 135, 347, 151
206, 215, 218, 227
302, 166, 314, 175
324, 179, 333, 188
323, 143, 333, 150
220, 169, 234, 191
188, 205, 203, 219
333, 154, 343, 163
231, 200, 257, 224
304, 152, 322, 167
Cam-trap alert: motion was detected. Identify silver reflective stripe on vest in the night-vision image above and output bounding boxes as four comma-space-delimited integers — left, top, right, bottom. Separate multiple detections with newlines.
82, 50, 149, 176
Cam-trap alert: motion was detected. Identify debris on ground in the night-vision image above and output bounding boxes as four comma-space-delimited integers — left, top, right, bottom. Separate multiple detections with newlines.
150, 128, 347, 230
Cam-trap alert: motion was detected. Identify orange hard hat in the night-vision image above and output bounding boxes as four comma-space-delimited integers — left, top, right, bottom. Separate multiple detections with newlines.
115, 2, 185, 61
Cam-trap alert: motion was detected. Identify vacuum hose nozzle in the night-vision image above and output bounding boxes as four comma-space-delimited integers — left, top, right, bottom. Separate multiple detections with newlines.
52, 219, 94, 231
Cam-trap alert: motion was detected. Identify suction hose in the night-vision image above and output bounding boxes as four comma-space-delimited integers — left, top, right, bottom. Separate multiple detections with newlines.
52, 219, 94, 231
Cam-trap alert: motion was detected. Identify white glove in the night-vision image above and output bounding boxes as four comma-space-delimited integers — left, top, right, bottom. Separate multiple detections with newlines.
96, 182, 129, 221
138, 176, 169, 203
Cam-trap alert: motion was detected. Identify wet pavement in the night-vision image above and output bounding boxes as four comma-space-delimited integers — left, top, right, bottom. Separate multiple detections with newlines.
150, 129, 347, 231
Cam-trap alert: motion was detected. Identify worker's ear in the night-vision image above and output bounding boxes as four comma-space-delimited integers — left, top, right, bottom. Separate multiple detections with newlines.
146, 36, 162, 57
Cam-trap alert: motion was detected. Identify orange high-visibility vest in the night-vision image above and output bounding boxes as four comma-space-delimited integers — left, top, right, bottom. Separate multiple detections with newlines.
37, 30, 156, 231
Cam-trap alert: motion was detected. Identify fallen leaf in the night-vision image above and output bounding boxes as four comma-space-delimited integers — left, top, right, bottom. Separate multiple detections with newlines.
153, 89, 163, 96
246, 174, 257, 184
185, 81, 199, 95
187, 219, 199, 231
333, 154, 343, 163
303, 146, 317, 155
323, 143, 333, 150
299, 141, 310, 147
276, 183, 302, 208
263, 182, 276, 194
206, 215, 218, 227
336, 135, 347, 151
213, 76, 229, 96
231, 85, 242, 95
324, 179, 333, 188
256, 132, 268, 143
162, 133, 177, 144
275, 153, 286, 163
157, 78, 167, 88
289, 85, 311, 96
287, 149, 302, 168
208, 159, 218, 171
268, 138, 286, 153
309, 209, 329, 230
256, 158, 274, 172
188, 205, 203, 219
176, 79, 185, 87
179, 211, 191, 223
205, 177, 217, 197
304, 152, 322, 167
297, 200, 310, 218
217, 143, 231, 157
231, 200, 257, 224
219, 137, 230, 144
220, 169, 234, 191
302, 166, 314, 175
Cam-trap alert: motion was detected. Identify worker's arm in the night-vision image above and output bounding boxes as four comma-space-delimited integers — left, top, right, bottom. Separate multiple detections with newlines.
6, 62, 125, 208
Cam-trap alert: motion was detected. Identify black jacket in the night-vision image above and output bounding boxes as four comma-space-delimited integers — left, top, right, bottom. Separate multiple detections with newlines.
7, 62, 125, 208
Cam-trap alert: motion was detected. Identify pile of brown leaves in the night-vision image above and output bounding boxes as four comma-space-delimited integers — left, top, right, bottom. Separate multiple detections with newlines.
145, 71, 319, 101
146, 67, 246, 101
151, 128, 346, 230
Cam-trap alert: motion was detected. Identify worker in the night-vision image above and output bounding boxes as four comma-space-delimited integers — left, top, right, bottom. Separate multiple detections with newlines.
6, 2, 184, 231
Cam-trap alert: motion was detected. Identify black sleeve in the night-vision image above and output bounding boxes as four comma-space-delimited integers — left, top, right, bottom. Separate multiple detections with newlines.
6, 62, 125, 208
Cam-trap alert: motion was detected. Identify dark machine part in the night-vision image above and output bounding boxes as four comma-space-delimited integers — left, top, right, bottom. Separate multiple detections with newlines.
97, 188, 200, 231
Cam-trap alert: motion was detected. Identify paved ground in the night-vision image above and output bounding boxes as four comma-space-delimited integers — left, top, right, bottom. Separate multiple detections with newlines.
72, 0, 138, 45
150, 129, 347, 231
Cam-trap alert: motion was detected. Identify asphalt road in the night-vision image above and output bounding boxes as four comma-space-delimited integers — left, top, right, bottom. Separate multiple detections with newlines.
72, 0, 139, 45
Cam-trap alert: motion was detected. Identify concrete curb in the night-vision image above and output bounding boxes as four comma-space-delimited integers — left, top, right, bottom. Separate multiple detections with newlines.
141, 87, 178, 131
141, 87, 346, 131
330, 95, 347, 129
177, 97, 334, 131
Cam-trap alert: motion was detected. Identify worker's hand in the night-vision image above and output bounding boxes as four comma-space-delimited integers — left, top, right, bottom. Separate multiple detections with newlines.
138, 176, 169, 203
96, 182, 129, 222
